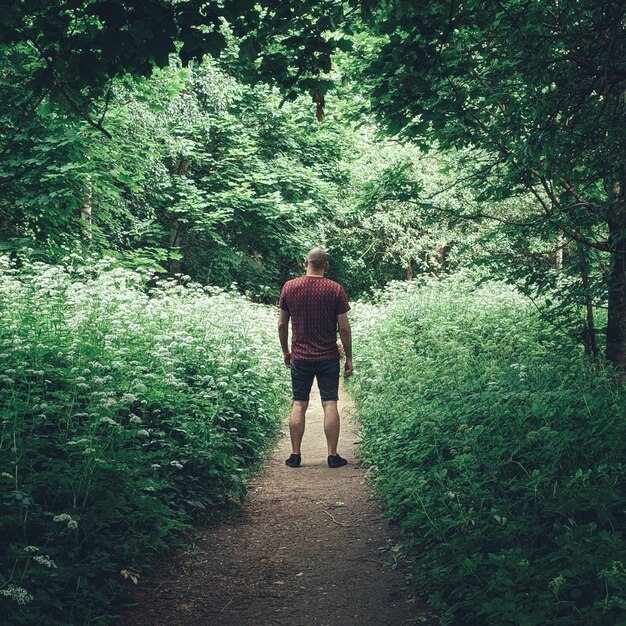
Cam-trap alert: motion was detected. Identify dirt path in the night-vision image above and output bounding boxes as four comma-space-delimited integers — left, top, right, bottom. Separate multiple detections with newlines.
123, 383, 420, 626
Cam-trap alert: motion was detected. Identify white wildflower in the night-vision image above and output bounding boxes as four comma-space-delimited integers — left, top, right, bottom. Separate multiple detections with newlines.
170, 461, 183, 469
151, 464, 161, 469
23, 545, 39, 553
549, 575, 565, 592
137, 429, 150, 437
99, 417, 117, 426
1, 472, 13, 479
0, 585, 33, 605
53, 513, 78, 530
129, 415, 142, 424
133, 381, 148, 394
33, 554, 57, 569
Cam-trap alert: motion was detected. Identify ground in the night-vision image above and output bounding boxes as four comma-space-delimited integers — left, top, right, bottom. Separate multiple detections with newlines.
123, 384, 429, 626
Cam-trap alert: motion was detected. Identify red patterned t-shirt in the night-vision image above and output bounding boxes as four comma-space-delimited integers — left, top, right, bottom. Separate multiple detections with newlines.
278, 276, 351, 362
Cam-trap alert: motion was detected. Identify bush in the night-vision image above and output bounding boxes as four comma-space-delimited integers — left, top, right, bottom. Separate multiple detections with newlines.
349, 276, 626, 626
0, 256, 289, 625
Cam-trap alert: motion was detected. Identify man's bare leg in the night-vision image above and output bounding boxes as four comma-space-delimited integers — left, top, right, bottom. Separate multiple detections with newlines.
289, 400, 308, 454
322, 400, 340, 456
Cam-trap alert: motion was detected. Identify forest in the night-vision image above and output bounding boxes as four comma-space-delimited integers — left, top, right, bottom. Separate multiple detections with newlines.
1, 1, 626, 625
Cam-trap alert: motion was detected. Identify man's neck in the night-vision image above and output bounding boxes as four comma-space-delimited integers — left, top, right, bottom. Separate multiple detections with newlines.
305, 270, 325, 277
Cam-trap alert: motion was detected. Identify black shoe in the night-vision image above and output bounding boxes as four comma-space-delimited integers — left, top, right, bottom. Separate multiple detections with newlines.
285, 453, 301, 468
327, 454, 348, 468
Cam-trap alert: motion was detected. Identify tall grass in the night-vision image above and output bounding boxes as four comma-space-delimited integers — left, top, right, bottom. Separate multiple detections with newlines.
350, 276, 626, 626
0, 256, 289, 625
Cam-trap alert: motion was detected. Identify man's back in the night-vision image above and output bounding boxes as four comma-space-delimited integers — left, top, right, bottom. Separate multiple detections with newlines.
279, 276, 350, 362
278, 247, 353, 468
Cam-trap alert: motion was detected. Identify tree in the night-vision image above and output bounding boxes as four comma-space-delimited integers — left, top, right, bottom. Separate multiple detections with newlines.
344, 0, 626, 372
0, 45, 361, 298
327, 138, 491, 292
0, 0, 349, 135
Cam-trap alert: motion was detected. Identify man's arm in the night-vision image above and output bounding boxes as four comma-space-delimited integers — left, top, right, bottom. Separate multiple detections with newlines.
278, 308, 291, 367
337, 313, 353, 377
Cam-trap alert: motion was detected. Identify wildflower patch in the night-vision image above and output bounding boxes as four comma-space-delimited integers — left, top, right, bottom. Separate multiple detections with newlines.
0, 257, 289, 625
349, 277, 626, 626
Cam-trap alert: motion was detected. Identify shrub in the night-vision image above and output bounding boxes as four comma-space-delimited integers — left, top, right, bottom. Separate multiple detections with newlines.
0, 256, 289, 625
350, 276, 626, 626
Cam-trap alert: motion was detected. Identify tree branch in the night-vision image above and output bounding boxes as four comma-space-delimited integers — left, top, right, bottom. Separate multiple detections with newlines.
27, 35, 113, 139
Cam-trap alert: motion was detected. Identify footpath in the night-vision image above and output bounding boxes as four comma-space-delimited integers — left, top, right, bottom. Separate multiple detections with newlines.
123, 383, 420, 626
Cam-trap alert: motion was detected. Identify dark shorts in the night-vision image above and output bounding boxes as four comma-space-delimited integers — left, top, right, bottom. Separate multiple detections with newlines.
291, 359, 340, 402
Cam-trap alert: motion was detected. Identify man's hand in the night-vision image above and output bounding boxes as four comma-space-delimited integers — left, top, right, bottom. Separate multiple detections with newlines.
283, 352, 291, 368
344, 358, 353, 378
337, 313, 353, 378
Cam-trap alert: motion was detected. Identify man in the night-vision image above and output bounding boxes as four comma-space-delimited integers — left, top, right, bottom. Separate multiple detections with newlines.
278, 247, 353, 468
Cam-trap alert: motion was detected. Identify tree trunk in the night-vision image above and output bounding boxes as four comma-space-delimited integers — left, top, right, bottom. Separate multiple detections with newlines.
436, 244, 450, 271
278, 259, 291, 286
405, 259, 413, 281
169, 214, 182, 275
605, 181, 626, 374
81, 175, 92, 241
555, 235, 564, 271
576, 244, 600, 370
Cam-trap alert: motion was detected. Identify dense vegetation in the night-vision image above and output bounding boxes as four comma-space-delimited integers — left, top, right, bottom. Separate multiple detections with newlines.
350, 279, 625, 626
2, 45, 476, 300
0, 257, 289, 624
3, 0, 623, 370
2, 0, 626, 624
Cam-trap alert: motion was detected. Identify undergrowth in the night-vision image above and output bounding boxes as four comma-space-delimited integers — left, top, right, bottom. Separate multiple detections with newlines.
350, 276, 626, 626
0, 256, 289, 625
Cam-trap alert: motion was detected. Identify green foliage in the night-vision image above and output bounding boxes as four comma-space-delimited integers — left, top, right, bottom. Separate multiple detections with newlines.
0, 49, 375, 299
350, 276, 626, 625
0, 1, 345, 128
0, 256, 290, 625
327, 140, 495, 292
346, 0, 625, 366
1, 13, 519, 303
358, 0, 626, 189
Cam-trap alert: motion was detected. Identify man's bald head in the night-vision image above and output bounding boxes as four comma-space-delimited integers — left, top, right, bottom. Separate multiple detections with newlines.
306, 247, 328, 270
